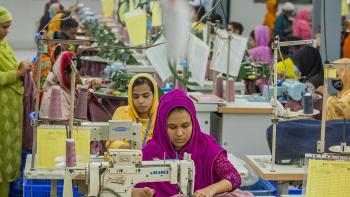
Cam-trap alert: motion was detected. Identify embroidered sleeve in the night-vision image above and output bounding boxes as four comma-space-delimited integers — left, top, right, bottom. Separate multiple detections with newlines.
213, 152, 242, 190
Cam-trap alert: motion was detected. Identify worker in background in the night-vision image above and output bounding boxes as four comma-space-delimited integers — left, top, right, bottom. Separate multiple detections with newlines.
292, 8, 312, 39
291, 46, 324, 90
274, 2, 295, 37
263, 0, 277, 38
133, 89, 242, 197
248, 25, 272, 64
326, 59, 350, 120
0, 6, 32, 195
38, 1, 64, 33
47, 2, 64, 33
107, 73, 159, 149
191, 5, 206, 33
228, 21, 244, 35
52, 17, 78, 40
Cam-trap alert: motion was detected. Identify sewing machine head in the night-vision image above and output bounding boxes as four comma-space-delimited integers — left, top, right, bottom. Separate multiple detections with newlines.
87, 149, 195, 197
82, 120, 142, 149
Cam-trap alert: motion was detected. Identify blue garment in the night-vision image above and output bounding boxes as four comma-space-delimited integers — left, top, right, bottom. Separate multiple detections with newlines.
274, 15, 292, 37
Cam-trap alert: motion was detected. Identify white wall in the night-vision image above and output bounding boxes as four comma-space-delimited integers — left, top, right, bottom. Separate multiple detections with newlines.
229, 0, 312, 38
0, 0, 102, 49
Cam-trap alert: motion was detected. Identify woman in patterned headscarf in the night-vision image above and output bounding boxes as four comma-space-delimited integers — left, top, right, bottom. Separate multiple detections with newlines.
0, 6, 32, 194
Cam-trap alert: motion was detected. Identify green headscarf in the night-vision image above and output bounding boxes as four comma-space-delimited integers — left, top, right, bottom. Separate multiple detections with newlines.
0, 6, 12, 24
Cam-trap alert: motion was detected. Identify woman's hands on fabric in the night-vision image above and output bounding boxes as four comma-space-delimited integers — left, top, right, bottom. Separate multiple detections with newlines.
193, 188, 215, 197
17, 60, 32, 77
131, 187, 155, 197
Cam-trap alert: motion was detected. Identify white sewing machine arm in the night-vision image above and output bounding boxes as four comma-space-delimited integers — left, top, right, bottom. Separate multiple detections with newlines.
82, 120, 142, 149
87, 149, 195, 197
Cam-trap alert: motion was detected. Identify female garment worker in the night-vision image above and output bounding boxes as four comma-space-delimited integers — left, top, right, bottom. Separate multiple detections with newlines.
107, 73, 159, 148
133, 89, 241, 197
0, 6, 32, 194
326, 58, 350, 120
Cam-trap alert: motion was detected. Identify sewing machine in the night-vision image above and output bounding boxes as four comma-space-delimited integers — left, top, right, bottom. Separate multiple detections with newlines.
87, 149, 195, 197
82, 120, 142, 149
61, 120, 194, 197
247, 79, 306, 102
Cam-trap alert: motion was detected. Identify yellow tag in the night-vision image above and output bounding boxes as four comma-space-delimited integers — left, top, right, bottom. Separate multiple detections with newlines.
324, 68, 336, 78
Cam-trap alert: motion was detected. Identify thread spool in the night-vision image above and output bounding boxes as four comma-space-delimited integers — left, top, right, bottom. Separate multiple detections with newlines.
154, 73, 163, 88
225, 78, 235, 102
205, 59, 212, 80
74, 89, 88, 120
48, 86, 63, 120
175, 80, 184, 90
215, 75, 224, 98
66, 139, 77, 168
303, 92, 313, 114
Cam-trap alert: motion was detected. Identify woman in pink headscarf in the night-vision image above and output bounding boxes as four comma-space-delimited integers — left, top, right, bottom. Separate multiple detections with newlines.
133, 89, 242, 197
248, 25, 272, 64
292, 9, 312, 39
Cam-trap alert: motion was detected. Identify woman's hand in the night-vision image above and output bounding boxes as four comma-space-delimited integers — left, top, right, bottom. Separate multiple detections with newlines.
193, 188, 215, 197
132, 187, 155, 197
17, 60, 32, 77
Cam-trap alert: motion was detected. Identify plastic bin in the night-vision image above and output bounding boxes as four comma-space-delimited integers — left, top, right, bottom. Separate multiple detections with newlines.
23, 179, 79, 197
10, 151, 30, 197
240, 178, 278, 196
288, 188, 302, 195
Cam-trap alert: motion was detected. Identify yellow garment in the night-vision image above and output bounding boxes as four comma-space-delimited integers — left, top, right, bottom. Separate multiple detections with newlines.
277, 57, 298, 79
0, 6, 12, 23
107, 73, 159, 148
48, 13, 63, 33
326, 58, 350, 120
263, 0, 277, 38
192, 22, 205, 32
343, 34, 350, 58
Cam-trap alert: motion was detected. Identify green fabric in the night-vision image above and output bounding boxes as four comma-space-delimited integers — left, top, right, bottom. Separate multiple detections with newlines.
0, 182, 9, 195
0, 6, 12, 24
0, 39, 22, 183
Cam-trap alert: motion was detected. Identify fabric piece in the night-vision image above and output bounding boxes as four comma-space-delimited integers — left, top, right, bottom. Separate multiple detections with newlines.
22, 72, 36, 151
108, 73, 159, 149
327, 59, 350, 120
292, 9, 311, 39
0, 6, 12, 24
291, 46, 324, 88
0, 39, 22, 182
137, 89, 239, 196
248, 25, 272, 64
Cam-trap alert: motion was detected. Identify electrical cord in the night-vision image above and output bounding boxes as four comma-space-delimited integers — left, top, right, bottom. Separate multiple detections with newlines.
219, 0, 227, 28
323, 0, 329, 63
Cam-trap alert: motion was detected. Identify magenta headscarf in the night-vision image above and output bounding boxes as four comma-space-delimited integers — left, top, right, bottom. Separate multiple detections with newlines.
137, 89, 225, 196
248, 25, 272, 64
292, 9, 311, 39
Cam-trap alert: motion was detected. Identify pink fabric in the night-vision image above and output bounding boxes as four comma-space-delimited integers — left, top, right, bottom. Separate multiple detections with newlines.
23, 72, 36, 151
171, 191, 253, 197
213, 152, 242, 190
137, 89, 239, 196
292, 9, 311, 39
216, 191, 254, 197
248, 25, 272, 64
